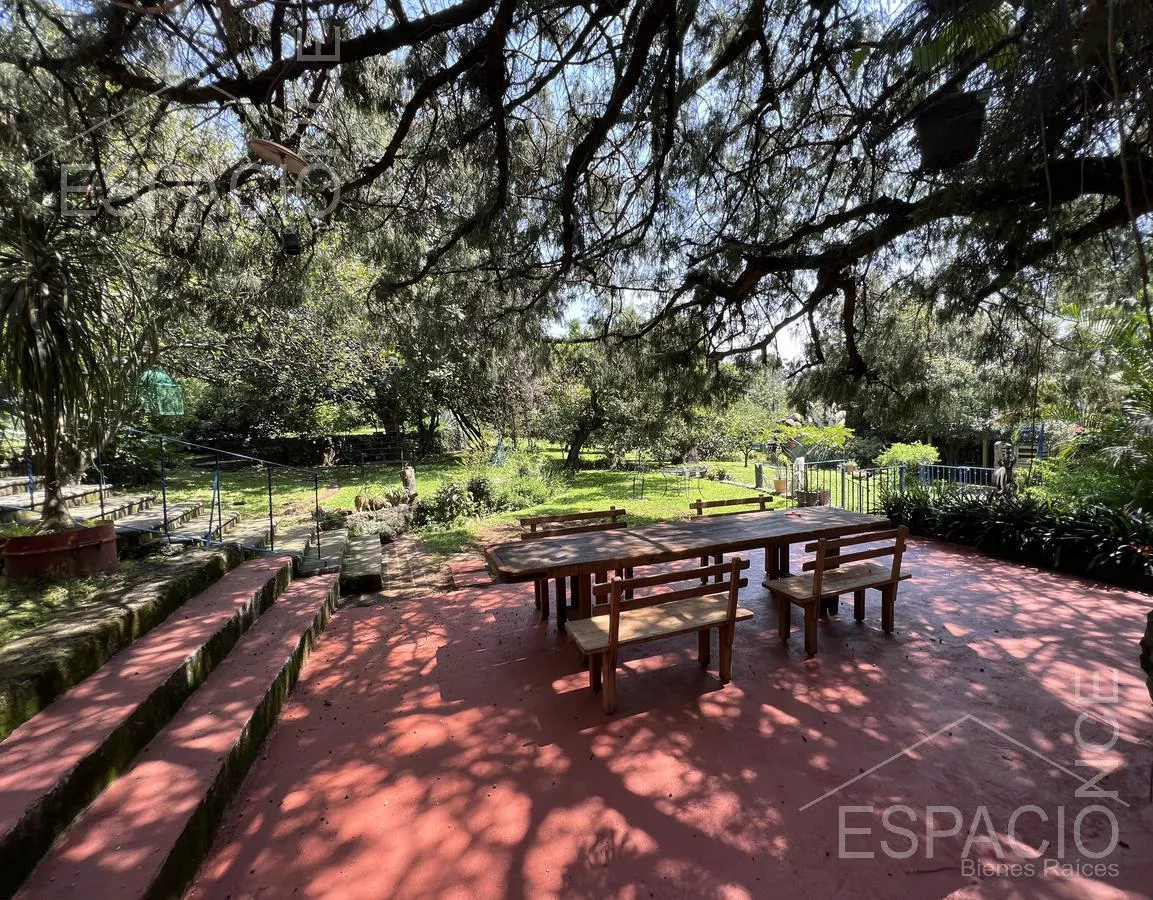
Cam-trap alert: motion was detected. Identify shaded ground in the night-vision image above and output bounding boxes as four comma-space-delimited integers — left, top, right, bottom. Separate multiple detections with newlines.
189, 539, 1153, 900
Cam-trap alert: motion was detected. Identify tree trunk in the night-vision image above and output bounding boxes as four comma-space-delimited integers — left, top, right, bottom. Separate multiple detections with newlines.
566, 422, 597, 469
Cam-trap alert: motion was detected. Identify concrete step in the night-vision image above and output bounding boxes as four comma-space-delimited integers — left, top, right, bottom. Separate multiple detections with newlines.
0, 557, 293, 899
339, 535, 383, 595
163, 507, 244, 545
13, 574, 338, 900
0, 484, 113, 514
112, 502, 205, 546
0, 477, 40, 499
300, 528, 347, 576
66, 493, 156, 524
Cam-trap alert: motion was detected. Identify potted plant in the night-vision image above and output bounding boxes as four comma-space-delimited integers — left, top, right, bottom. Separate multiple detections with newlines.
0, 215, 159, 579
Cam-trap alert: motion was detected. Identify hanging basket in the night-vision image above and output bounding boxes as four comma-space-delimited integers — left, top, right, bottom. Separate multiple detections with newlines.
281, 231, 303, 256
247, 139, 309, 176
913, 90, 986, 171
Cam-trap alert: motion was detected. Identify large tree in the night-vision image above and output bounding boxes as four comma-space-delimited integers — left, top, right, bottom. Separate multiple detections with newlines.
4, 0, 1151, 386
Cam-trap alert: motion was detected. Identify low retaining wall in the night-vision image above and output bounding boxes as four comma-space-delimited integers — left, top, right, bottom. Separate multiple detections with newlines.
0, 545, 243, 740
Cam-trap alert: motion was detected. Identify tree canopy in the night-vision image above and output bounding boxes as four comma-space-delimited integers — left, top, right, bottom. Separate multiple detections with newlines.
4, 0, 1148, 378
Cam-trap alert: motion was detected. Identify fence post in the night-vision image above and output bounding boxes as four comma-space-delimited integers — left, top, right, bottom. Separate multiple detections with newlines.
899, 464, 906, 494
266, 466, 275, 551
159, 437, 170, 542
24, 437, 34, 510
840, 466, 847, 511
96, 442, 106, 520
313, 473, 322, 560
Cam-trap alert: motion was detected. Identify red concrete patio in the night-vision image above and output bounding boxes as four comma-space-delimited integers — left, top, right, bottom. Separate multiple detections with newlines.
187, 539, 1153, 900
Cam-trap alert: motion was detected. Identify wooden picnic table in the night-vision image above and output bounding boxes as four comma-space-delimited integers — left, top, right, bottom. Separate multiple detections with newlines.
486, 506, 890, 626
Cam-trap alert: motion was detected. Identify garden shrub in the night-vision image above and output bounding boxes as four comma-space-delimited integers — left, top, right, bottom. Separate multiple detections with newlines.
880, 484, 1153, 585
415, 481, 480, 527
876, 441, 940, 468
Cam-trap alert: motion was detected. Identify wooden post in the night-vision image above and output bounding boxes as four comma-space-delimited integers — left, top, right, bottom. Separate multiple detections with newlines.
698, 629, 711, 669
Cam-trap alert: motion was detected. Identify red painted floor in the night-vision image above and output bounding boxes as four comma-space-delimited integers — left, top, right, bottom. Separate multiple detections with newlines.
188, 540, 1153, 900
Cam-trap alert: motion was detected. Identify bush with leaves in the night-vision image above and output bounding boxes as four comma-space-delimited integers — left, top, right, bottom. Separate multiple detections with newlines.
880, 484, 1153, 584
876, 442, 940, 468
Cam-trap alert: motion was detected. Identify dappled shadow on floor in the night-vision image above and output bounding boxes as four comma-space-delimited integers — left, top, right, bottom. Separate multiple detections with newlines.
187, 539, 1153, 900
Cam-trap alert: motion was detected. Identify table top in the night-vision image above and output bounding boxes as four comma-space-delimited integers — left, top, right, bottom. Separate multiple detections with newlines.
485, 506, 889, 581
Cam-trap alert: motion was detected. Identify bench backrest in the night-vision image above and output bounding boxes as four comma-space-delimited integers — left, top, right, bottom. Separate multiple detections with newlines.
518, 520, 627, 541
800, 526, 908, 599
520, 507, 626, 535
592, 557, 749, 651
688, 496, 770, 518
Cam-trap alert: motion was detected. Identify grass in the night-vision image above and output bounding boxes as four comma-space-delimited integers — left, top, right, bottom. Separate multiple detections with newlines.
139, 450, 793, 559
0, 562, 137, 647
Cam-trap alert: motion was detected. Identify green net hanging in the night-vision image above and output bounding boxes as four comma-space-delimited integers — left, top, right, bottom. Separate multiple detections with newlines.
140, 368, 185, 416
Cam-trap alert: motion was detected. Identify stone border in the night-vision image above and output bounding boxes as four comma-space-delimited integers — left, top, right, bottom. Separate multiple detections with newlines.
0, 545, 243, 740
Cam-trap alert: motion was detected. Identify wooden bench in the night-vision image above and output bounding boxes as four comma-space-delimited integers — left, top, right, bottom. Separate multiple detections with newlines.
566, 558, 754, 713
765, 526, 910, 656
688, 495, 773, 518
519, 508, 628, 630
689, 495, 775, 577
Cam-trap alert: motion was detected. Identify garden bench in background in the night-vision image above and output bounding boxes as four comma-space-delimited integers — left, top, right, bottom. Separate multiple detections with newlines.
566, 557, 754, 713
519, 508, 628, 630
766, 526, 910, 656
689, 495, 776, 576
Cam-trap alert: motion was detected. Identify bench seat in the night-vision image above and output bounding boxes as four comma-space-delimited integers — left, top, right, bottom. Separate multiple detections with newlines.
763, 562, 910, 600
566, 594, 755, 654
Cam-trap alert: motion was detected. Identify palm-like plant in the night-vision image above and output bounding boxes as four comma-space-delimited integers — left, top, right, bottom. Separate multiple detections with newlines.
0, 214, 158, 530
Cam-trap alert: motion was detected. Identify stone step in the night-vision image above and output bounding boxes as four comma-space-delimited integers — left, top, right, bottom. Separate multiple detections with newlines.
0, 477, 40, 499
66, 493, 156, 524
111, 503, 206, 546
339, 535, 383, 595
13, 574, 338, 900
300, 528, 347, 576
163, 507, 244, 545
0, 557, 293, 899
0, 484, 113, 514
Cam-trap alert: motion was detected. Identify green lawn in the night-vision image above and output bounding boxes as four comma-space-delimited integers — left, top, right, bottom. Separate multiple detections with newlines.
142, 453, 789, 558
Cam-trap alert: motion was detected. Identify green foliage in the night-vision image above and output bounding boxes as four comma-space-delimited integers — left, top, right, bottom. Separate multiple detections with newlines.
876, 442, 940, 467
880, 484, 1153, 580
771, 423, 855, 462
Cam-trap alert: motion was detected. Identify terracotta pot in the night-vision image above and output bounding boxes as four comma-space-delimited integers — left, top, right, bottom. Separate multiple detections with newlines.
3, 523, 118, 581
773, 478, 789, 495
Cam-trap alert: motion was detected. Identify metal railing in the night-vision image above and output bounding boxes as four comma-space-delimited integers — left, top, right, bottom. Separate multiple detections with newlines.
97, 427, 326, 560
787, 461, 998, 515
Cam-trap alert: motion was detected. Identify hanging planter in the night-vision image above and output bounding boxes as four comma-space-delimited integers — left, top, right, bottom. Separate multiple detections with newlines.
912, 89, 986, 171
280, 230, 303, 256
247, 139, 309, 176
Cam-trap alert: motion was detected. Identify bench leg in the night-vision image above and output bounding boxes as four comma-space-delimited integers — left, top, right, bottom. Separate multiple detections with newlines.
719, 624, 734, 684
557, 585, 567, 632
590, 653, 602, 693
713, 553, 724, 583
602, 652, 617, 714
853, 589, 866, 622
698, 629, 711, 669
775, 592, 791, 641
881, 584, 896, 634
820, 595, 838, 617
803, 602, 819, 656
534, 579, 542, 610
700, 555, 709, 584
